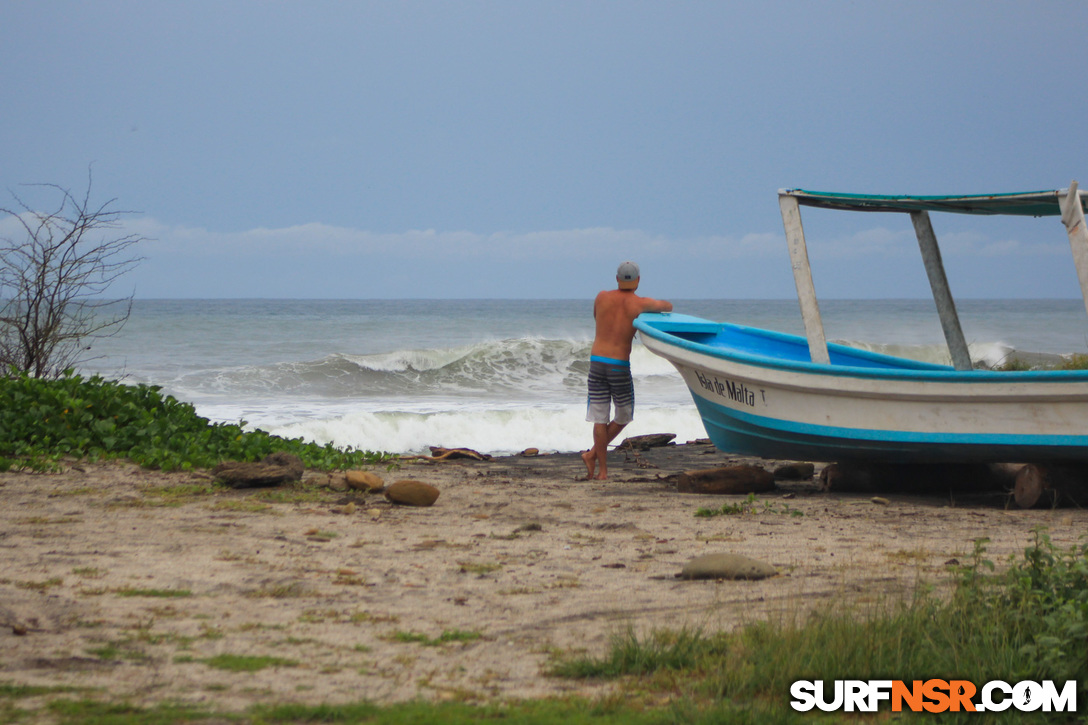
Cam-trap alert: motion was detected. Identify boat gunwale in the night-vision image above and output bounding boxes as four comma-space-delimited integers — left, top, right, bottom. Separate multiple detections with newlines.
634, 312, 1088, 384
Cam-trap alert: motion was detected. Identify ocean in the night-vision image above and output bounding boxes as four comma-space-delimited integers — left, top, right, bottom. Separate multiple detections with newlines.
82, 298, 1088, 456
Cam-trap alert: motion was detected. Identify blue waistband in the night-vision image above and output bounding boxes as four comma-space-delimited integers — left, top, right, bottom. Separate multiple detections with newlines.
590, 354, 630, 367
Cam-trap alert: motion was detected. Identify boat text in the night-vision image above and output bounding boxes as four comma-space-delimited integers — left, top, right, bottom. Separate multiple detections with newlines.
694, 370, 763, 407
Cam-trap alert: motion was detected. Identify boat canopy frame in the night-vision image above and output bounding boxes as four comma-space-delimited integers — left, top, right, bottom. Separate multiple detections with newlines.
778, 183, 1088, 370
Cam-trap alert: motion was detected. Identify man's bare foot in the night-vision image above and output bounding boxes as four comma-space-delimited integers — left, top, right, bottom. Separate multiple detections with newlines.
581, 450, 596, 480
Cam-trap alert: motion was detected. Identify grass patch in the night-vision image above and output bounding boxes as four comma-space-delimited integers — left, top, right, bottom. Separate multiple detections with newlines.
206, 498, 275, 514
14, 577, 64, 591
0, 681, 85, 698
388, 629, 484, 647
885, 547, 932, 564
48, 486, 101, 497
46, 699, 218, 724
87, 642, 151, 663
457, 561, 503, 575
201, 654, 298, 672
551, 627, 719, 680
349, 610, 400, 625
695, 493, 803, 518
16, 515, 81, 524
34, 698, 680, 724
113, 588, 192, 598
138, 483, 223, 506
246, 582, 315, 599
252, 485, 336, 505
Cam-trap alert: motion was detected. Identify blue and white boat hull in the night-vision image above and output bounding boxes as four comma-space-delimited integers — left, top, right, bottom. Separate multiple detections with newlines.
635, 313, 1088, 464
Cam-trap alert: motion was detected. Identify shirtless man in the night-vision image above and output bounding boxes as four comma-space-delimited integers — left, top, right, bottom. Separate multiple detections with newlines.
582, 261, 672, 480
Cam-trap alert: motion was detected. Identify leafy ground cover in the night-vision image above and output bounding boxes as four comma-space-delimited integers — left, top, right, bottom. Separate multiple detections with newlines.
0, 372, 393, 472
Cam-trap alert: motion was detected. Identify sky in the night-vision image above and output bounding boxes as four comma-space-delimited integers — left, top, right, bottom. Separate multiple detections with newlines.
2, 0, 1088, 300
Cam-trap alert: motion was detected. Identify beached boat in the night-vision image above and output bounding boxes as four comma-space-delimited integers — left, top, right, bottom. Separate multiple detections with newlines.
634, 184, 1088, 464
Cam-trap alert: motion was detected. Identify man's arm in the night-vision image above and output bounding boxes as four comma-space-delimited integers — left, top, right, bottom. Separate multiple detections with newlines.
640, 297, 672, 313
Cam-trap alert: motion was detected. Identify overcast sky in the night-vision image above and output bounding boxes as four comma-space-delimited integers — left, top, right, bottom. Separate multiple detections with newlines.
3, 1, 1087, 299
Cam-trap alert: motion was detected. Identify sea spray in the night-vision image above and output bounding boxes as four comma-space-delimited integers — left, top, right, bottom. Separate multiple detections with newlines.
259, 405, 707, 456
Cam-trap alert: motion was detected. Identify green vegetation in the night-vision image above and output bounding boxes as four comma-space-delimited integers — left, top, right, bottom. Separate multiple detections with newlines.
995, 352, 1088, 371
9, 698, 679, 725
995, 357, 1034, 371
389, 629, 484, 647
551, 528, 1087, 722
113, 587, 192, 598
200, 654, 299, 672
457, 561, 503, 575
0, 371, 393, 472
694, 493, 803, 518
14, 577, 64, 591
1058, 353, 1088, 370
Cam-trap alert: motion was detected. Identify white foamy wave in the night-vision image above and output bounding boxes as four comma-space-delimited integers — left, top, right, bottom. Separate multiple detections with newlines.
833, 339, 1017, 367
967, 342, 1016, 369
169, 337, 598, 401
630, 343, 681, 377
258, 403, 707, 456
342, 345, 482, 373
832, 339, 954, 365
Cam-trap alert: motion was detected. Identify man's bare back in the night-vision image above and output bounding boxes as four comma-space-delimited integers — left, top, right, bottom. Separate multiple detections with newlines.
590, 289, 672, 361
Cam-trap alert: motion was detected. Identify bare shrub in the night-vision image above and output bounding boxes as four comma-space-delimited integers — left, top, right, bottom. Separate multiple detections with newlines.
0, 172, 146, 377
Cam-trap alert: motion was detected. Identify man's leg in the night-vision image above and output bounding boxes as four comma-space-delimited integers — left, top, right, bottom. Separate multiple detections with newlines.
593, 420, 626, 480
581, 447, 596, 479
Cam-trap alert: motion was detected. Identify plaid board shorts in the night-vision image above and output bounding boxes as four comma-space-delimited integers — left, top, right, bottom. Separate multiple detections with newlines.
585, 355, 634, 425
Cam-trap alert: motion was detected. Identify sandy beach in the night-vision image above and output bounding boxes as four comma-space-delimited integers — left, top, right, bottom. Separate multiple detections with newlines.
2, 441, 1085, 715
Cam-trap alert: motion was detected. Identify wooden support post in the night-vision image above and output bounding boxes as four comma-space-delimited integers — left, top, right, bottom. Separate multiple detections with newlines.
1058, 181, 1088, 322
820, 461, 1013, 494
910, 210, 973, 371
1013, 462, 1088, 508
779, 193, 830, 364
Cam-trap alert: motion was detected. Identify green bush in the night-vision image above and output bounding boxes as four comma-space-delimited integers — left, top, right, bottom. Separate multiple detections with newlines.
999, 527, 1088, 685
1058, 353, 1088, 370
0, 371, 392, 472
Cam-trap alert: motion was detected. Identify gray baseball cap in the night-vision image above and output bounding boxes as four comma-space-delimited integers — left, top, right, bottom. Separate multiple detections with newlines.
616, 261, 640, 290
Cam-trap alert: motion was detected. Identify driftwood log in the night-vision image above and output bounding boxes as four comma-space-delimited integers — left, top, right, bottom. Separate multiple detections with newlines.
773, 462, 816, 480
676, 464, 775, 495
617, 433, 676, 451
212, 452, 305, 488
398, 447, 493, 462
819, 461, 1019, 495
1014, 463, 1088, 508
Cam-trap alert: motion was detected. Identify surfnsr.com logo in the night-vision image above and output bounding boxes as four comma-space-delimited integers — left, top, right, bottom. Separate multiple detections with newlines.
790, 679, 1077, 714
